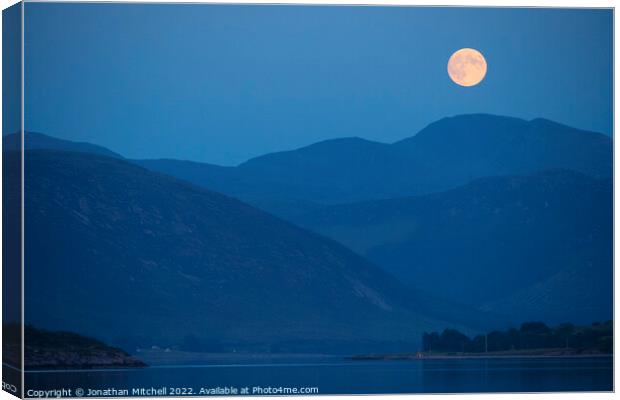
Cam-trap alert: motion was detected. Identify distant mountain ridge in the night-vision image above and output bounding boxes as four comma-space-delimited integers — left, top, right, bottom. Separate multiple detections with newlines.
6, 114, 611, 208
4, 131, 123, 159
134, 114, 612, 213
395, 114, 611, 184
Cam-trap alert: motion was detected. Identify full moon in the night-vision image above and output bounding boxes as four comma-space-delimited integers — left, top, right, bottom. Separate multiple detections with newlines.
447, 48, 487, 87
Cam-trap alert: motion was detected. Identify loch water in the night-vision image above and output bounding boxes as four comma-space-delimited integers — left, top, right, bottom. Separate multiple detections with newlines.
23, 356, 613, 396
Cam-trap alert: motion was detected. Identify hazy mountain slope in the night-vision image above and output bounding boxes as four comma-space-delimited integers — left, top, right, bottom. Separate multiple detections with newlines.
4, 132, 122, 158
292, 170, 612, 324
11, 115, 612, 213
16, 150, 467, 354
235, 137, 424, 204
136, 137, 420, 206
395, 114, 611, 185
136, 114, 612, 210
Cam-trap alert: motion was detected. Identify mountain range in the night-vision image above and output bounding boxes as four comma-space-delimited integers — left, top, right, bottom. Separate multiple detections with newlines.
5, 113, 613, 353
134, 114, 613, 324
136, 114, 611, 217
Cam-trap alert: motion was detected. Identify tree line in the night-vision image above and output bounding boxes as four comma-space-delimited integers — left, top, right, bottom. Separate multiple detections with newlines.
422, 321, 612, 354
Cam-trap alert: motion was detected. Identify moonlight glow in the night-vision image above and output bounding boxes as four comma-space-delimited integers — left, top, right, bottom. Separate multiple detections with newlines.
447, 48, 487, 87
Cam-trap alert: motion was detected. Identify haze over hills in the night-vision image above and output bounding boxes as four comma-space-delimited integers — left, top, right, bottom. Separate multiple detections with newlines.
135, 114, 612, 215
7, 114, 611, 212
291, 170, 612, 324
394, 115, 611, 182
13, 150, 474, 354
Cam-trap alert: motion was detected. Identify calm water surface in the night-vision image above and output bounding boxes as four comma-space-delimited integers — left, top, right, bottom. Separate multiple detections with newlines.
24, 356, 612, 396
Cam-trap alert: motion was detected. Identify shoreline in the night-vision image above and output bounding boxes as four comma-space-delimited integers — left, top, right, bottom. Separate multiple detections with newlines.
348, 350, 613, 361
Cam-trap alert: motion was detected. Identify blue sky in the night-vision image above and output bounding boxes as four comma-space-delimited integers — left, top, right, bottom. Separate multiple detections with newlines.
20, 4, 612, 165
